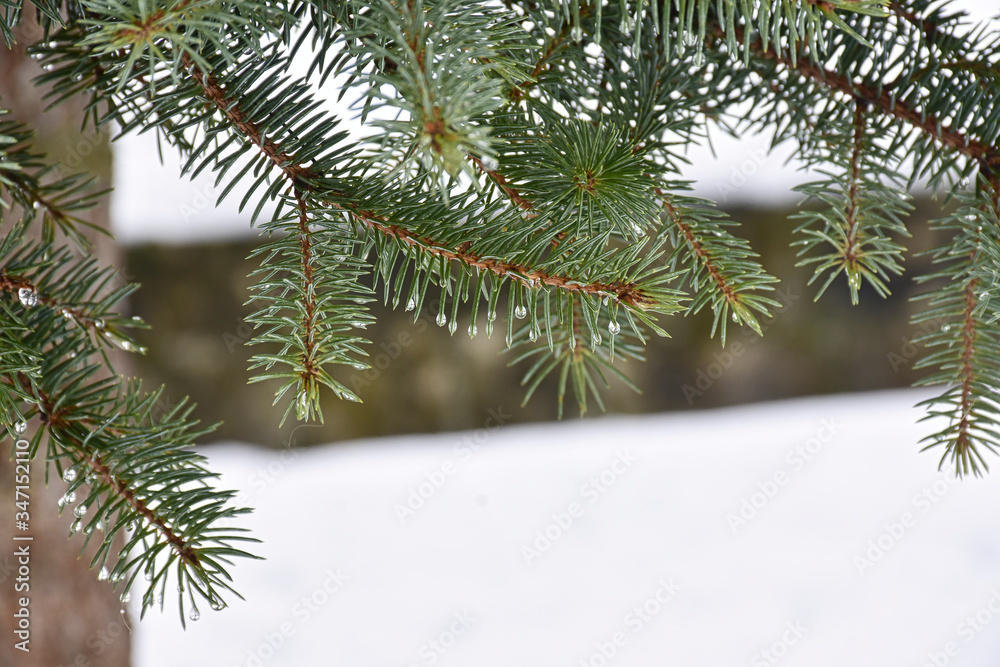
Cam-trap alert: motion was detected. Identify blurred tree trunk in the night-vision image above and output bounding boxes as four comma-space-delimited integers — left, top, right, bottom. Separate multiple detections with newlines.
0, 12, 131, 667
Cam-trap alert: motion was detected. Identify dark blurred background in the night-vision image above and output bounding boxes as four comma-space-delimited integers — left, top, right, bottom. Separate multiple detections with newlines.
124, 199, 950, 448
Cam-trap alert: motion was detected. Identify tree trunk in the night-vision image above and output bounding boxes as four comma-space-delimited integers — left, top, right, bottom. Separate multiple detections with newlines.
0, 12, 131, 667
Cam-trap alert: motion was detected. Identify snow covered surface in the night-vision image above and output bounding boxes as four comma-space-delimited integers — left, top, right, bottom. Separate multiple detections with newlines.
133, 388, 1000, 667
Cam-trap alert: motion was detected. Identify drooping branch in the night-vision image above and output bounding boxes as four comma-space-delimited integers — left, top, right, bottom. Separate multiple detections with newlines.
955, 273, 978, 464
7, 375, 201, 567
842, 101, 865, 273
80, 448, 201, 567
657, 189, 738, 307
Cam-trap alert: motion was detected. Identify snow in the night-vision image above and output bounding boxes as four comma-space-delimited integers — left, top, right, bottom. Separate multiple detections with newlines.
133, 388, 1000, 667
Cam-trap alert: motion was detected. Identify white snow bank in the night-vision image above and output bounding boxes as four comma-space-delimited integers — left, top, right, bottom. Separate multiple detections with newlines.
133, 388, 1000, 667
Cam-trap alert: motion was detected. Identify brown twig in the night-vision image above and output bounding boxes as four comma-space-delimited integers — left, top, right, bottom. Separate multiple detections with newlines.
657, 188, 738, 307
726, 24, 1000, 173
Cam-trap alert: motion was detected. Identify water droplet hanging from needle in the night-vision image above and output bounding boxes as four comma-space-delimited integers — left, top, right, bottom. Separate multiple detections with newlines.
480, 155, 499, 172
18, 288, 37, 308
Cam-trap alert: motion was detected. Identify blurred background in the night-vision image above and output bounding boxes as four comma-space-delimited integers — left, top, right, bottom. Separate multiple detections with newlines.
118, 153, 953, 447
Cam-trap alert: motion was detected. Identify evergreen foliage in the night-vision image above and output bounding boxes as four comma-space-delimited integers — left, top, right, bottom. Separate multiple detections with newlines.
1, 0, 999, 622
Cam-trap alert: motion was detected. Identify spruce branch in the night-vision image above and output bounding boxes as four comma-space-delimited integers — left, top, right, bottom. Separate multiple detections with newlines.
913, 180, 1000, 476
792, 100, 912, 304
725, 21, 1000, 175
659, 188, 779, 345
1, 222, 258, 623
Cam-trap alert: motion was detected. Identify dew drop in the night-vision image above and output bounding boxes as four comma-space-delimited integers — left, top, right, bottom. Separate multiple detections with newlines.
514, 305, 527, 319
189, 609, 200, 621
13, 421, 27, 435
210, 599, 225, 611
591, 333, 601, 347
529, 329, 537, 342
125, 520, 136, 532
63, 467, 78, 482
468, 324, 478, 337
74, 504, 88, 518
405, 297, 416, 312
571, 24, 583, 41
942, 324, 952, 332
18, 288, 38, 308
608, 321, 621, 335
960, 177, 970, 188
95, 520, 105, 532
448, 319, 457, 334
436, 311, 448, 326
131, 315, 142, 322
480, 155, 499, 172
70, 519, 82, 533
619, 15, 635, 32
144, 570, 153, 581
120, 592, 130, 604
732, 311, 740, 323
94, 320, 105, 329
487, 309, 497, 322
98, 567, 109, 581
64, 491, 77, 504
